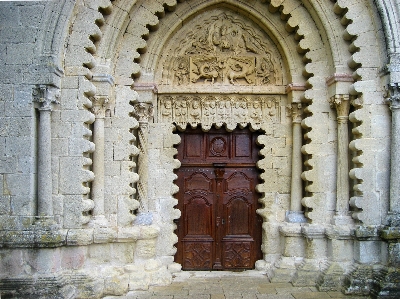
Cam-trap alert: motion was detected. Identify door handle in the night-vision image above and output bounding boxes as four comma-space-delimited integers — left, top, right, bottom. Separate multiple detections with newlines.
222, 219, 225, 225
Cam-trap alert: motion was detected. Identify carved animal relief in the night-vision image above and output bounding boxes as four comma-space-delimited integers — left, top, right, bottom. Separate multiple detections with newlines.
162, 12, 281, 87
159, 94, 281, 131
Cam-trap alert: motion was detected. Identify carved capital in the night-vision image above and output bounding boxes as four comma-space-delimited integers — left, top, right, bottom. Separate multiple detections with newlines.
386, 83, 400, 110
32, 85, 60, 111
133, 103, 154, 123
288, 102, 302, 124
329, 94, 350, 123
90, 96, 109, 118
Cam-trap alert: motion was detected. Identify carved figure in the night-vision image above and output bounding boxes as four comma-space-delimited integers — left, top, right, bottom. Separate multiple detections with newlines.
174, 97, 188, 129
256, 61, 272, 85
174, 60, 189, 85
189, 100, 202, 128
191, 58, 221, 84
227, 57, 255, 85
162, 98, 173, 123
212, 24, 234, 53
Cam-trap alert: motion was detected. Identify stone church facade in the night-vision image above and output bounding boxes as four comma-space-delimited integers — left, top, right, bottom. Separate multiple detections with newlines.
0, 0, 400, 298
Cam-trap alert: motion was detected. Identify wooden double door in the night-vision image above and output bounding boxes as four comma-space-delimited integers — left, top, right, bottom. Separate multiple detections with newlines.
175, 127, 262, 270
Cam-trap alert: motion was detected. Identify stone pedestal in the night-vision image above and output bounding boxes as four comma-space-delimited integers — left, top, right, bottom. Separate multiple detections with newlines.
344, 226, 382, 295
272, 223, 305, 282
292, 225, 328, 286
318, 225, 354, 291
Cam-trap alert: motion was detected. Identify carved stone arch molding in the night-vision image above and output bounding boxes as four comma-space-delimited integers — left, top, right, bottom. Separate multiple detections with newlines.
116, 0, 338, 270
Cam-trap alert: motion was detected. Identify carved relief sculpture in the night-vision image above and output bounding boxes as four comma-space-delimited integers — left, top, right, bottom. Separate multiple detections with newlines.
164, 13, 279, 87
159, 94, 280, 131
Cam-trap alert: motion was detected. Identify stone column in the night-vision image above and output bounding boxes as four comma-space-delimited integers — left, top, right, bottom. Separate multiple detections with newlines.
286, 102, 307, 222
32, 85, 60, 219
387, 84, 400, 217
133, 103, 154, 215
90, 96, 109, 225
329, 94, 352, 224
377, 83, 400, 298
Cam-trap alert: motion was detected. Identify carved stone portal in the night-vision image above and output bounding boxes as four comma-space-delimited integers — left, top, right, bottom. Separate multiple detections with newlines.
159, 94, 281, 131
161, 12, 282, 87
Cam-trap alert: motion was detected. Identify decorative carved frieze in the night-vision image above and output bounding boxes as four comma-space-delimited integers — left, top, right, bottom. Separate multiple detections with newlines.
32, 85, 60, 111
158, 94, 281, 131
162, 12, 281, 87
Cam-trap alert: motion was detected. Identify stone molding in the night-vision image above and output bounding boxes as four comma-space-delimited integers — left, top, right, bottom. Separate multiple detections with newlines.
158, 94, 281, 131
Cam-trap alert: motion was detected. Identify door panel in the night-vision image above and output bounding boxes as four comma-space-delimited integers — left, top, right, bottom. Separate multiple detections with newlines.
175, 127, 262, 270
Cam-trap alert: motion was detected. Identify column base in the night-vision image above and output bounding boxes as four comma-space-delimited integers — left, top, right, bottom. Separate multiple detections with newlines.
317, 262, 352, 291
292, 258, 329, 286
271, 256, 304, 283
285, 211, 307, 223
371, 266, 400, 299
343, 263, 384, 296
134, 212, 153, 225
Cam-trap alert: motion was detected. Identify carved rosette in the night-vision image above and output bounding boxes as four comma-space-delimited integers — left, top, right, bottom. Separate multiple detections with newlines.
329, 94, 350, 124
164, 12, 280, 87
91, 96, 109, 119
32, 85, 60, 111
159, 94, 280, 131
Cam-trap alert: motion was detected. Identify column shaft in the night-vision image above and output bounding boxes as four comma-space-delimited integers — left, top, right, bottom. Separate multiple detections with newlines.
92, 117, 105, 216
137, 123, 149, 212
37, 108, 53, 216
336, 117, 350, 214
290, 121, 303, 212
390, 105, 400, 213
